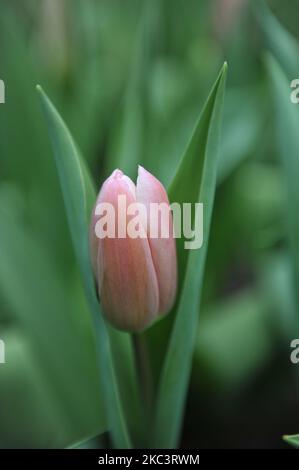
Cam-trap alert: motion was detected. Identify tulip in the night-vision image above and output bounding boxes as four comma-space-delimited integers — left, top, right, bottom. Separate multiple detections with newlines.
90, 166, 177, 332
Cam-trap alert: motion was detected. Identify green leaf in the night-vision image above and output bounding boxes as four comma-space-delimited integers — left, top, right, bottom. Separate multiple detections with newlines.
253, 0, 299, 78
265, 55, 299, 306
168, 64, 227, 291
67, 433, 104, 449
152, 63, 227, 448
37, 86, 131, 448
0, 200, 104, 447
283, 434, 299, 449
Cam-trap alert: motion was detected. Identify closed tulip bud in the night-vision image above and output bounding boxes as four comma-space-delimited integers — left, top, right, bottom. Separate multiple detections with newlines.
90, 166, 177, 332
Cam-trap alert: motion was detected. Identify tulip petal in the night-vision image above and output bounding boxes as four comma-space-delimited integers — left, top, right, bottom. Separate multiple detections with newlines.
91, 169, 159, 332
136, 166, 177, 314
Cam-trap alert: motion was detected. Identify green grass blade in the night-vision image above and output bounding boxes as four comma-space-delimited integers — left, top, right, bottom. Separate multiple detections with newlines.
0, 198, 104, 447
152, 63, 227, 448
253, 0, 299, 78
168, 64, 227, 293
37, 86, 131, 448
283, 434, 299, 449
67, 432, 104, 449
265, 55, 299, 305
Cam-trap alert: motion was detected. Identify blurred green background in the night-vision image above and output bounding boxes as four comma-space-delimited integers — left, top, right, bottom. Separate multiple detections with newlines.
0, 0, 299, 449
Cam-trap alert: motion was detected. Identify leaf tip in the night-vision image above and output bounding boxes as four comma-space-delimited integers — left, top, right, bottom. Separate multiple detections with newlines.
36, 85, 47, 105
283, 434, 299, 446
36, 85, 48, 105
221, 61, 228, 78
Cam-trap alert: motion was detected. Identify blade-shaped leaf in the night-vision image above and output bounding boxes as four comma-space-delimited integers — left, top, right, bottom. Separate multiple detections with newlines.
37, 86, 131, 448
0, 200, 104, 447
283, 434, 299, 449
67, 432, 104, 450
152, 63, 227, 448
265, 55, 299, 306
253, 0, 299, 78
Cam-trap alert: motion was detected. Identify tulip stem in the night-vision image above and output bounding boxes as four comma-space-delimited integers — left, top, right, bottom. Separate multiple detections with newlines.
132, 333, 153, 420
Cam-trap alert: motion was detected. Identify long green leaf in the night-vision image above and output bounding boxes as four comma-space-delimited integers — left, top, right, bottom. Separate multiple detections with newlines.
283, 434, 299, 449
253, 0, 299, 78
152, 63, 227, 448
0, 199, 104, 447
265, 55, 299, 307
37, 86, 131, 448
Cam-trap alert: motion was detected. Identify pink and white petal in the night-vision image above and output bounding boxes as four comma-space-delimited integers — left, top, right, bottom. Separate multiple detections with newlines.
136, 166, 177, 314
96, 169, 159, 331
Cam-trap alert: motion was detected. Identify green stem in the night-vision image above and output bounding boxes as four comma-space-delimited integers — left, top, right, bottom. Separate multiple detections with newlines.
132, 333, 153, 424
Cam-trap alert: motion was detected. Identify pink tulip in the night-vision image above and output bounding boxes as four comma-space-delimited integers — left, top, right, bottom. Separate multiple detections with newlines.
90, 166, 177, 332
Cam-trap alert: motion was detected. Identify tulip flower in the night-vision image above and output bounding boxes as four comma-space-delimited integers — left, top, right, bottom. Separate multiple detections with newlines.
90, 166, 177, 332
